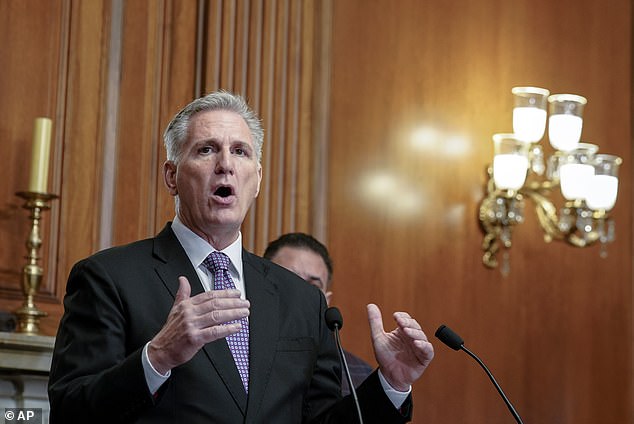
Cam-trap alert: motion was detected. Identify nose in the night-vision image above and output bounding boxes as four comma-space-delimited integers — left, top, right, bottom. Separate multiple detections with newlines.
214, 147, 235, 175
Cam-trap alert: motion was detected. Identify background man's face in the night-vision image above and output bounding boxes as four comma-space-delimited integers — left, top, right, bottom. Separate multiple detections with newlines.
270, 246, 332, 304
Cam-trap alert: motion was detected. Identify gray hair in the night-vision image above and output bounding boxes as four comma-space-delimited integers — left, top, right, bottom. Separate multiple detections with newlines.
163, 90, 264, 164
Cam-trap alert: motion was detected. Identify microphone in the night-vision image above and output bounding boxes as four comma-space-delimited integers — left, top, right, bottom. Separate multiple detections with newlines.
325, 307, 363, 424
435, 325, 524, 424
325, 307, 343, 331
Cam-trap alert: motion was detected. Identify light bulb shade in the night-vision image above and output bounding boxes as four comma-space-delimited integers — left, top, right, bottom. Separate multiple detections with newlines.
512, 86, 550, 143
547, 142, 598, 180
548, 94, 587, 151
558, 143, 597, 201
492, 133, 530, 191
586, 154, 622, 211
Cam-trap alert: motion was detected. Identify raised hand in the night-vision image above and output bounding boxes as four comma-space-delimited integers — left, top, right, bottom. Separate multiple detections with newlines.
148, 276, 250, 374
367, 303, 434, 391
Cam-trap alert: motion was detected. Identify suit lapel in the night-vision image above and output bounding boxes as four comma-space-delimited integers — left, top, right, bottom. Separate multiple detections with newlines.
242, 251, 280, 421
152, 223, 248, 414
152, 224, 202, 298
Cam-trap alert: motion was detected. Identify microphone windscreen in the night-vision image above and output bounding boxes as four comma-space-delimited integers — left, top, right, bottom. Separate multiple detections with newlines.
435, 324, 464, 350
325, 307, 343, 331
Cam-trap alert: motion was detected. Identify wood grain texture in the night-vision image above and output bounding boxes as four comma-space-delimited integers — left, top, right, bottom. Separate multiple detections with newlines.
328, 1, 632, 423
0, 0, 63, 303
0, 1, 631, 423
1, 0, 327, 336
0, 0, 113, 336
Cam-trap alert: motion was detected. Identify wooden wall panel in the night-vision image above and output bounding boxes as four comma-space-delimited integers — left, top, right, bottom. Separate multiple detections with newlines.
1, 0, 328, 337
0, 0, 113, 336
328, 1, 632, 423
111, 0, 167, 247
0, 0, 63, 303
3, 1, 629, 423
48, 0, 113, 335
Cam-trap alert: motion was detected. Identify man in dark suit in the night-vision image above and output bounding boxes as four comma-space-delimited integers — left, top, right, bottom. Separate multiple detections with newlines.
48, 90, 434, 423
263, 232, 374, 396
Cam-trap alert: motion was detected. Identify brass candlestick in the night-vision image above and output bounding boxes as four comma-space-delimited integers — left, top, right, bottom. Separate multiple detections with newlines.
14, 191, 58, 335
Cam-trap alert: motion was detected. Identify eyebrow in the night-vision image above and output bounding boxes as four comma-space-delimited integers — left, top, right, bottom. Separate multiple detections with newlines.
196, 138, 251, 145
233, 140, 254, 151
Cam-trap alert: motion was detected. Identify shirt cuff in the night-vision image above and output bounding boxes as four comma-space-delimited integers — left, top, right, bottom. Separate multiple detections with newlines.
377, 369, 411, 409
142, 341, 171, 395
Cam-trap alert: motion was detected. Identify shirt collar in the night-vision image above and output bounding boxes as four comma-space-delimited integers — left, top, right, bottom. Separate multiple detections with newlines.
171, 216, 244, 279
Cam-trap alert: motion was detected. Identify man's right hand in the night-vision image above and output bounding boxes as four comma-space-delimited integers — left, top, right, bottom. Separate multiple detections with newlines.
147, 276, 250, 374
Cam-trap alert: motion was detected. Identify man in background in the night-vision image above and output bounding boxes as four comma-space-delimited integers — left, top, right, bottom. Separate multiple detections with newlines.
264, 232, 373, 396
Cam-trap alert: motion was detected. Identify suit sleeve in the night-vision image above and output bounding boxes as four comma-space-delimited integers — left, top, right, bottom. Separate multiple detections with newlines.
48, 258, 157, 423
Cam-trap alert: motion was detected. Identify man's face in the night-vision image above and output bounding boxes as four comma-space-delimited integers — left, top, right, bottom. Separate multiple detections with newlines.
164, 110, 262, 247
270, 246, 332, 304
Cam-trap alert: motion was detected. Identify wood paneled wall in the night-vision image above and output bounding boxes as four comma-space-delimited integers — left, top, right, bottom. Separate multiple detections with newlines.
0, 1, 631, 423
328, 1, 632, 423
0, 0, 329, 335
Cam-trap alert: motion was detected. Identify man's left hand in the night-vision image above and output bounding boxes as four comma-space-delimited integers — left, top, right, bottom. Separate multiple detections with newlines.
367, 303, 435, 392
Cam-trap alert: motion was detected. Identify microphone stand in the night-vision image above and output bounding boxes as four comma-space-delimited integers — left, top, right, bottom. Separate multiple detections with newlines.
332, 323, 364, 424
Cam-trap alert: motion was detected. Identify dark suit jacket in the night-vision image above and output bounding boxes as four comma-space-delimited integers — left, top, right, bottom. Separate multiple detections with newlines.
48, 224, 412, 423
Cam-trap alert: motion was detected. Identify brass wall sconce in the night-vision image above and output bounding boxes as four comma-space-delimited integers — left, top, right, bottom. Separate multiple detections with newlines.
479, 87, 622, 275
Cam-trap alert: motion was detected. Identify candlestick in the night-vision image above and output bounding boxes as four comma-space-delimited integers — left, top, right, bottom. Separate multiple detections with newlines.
14, 191, 58, 335
28, 117, 52, 193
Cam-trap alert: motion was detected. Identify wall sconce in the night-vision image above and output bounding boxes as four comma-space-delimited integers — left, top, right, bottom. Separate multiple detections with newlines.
479, 87, 622, 275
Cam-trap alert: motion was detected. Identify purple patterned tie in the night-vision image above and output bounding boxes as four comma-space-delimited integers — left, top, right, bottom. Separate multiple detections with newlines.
203, 251, 249, 392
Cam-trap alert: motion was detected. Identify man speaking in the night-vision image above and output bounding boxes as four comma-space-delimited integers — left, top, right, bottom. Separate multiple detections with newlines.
48, 90, 434, 423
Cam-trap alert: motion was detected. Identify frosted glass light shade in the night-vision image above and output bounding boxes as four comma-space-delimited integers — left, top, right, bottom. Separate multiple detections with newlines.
586, 175, 618, 211
548, 114, 583, 151
558, 143, 597, 200
512, 87, 549, 143
559, 163, 594, 200
548, 94, 587, 151
586, 154, 622, 211
493, 154, 529, 190
492, 133, 529, 191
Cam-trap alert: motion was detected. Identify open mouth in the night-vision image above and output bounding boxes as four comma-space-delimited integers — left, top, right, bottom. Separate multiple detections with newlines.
214, 185, 234, 198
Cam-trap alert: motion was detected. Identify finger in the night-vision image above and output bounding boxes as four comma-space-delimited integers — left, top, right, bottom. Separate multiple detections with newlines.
203, 322, 243, 342
190, 288, 243, 305
193, 294, 250, 314
393, 312, 422, 331
412, 339, 435, 366
401, 326, 429, 342
198, 306, 250, 328
367, 303, 385, 339
174, 276, 192, 304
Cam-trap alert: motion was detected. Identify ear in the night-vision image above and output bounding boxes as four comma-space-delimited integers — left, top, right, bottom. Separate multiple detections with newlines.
254, 163, 262, 197
325, 290, 333, 306
163, 161, 178, 196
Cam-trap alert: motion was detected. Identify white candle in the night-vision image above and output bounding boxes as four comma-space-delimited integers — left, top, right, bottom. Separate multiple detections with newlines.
28, 117, 53, 193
